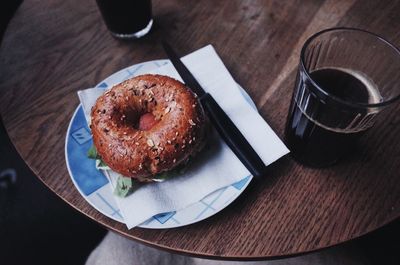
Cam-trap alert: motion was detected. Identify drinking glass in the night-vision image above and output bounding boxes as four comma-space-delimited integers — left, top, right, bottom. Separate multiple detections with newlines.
96, 0, 153, 39
285, 28, 400, 167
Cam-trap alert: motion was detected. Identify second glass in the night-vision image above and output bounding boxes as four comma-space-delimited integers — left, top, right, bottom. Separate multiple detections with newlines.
96, 0, 153, 39
285, 28, 400, 167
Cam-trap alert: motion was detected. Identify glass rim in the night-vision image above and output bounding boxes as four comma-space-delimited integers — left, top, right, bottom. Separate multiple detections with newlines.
300, 27, 400, 109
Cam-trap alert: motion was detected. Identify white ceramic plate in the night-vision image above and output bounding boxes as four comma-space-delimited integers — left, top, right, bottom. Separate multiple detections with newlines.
65, 60, 254, 229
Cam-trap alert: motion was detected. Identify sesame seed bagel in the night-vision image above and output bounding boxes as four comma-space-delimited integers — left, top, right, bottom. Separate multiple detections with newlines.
90, 74, 207, 182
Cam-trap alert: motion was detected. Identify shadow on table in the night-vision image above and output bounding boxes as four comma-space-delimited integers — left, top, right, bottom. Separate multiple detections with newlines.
0, 119, 106, 265
0, 2, 106, 263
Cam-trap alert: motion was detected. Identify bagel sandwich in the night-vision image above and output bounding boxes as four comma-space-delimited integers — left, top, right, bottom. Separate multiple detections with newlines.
88, 74, 208, 196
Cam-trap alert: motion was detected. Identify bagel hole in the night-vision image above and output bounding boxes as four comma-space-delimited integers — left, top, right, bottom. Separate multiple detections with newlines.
137, 113, 158, 131
120, 109, 158, 131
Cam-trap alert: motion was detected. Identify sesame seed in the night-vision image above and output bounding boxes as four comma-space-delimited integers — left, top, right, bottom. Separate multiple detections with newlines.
147, 139, 154, 147
173, 159, 176, 163
135, 142, 140, 146
189, 119, 196, 126
189, 140, 192, 144
175, 132, 179, 136
164, 107, 171, 114
167, 140, 171, 144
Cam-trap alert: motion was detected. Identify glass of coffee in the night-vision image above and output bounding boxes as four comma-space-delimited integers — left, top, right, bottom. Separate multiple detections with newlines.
96, 0, 153, 39
285, 28, 400, 167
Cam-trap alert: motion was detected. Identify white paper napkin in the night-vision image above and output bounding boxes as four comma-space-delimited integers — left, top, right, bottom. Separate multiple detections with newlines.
78, 45, 289, 229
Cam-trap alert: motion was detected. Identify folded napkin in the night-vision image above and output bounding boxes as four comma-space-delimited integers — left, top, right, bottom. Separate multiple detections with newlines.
78, 45, 289, 229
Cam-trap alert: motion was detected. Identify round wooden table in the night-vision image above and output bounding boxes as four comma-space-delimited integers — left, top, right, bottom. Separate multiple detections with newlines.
1, 0, 399, 260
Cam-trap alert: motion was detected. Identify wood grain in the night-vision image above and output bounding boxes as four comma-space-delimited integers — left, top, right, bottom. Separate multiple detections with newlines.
1, 0, 400, 260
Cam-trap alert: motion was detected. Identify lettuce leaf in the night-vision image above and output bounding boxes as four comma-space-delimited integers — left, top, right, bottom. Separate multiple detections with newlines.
95, 159, 111, 170
87, 144, 188, 197
87, 145, 100, 159
87, 145, 111, 170
114, 176, 138, 197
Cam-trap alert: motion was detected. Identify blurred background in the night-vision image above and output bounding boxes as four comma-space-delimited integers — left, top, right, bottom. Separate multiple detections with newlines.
0, 1, 398, 265
0, 3, 106, 265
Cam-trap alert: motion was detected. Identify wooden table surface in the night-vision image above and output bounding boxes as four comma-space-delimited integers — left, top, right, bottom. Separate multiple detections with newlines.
1, 0, 400, 260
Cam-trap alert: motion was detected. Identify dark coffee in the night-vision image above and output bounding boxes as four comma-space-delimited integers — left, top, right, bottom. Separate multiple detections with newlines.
285, 68, 380, 167
96, 0, 152, 36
